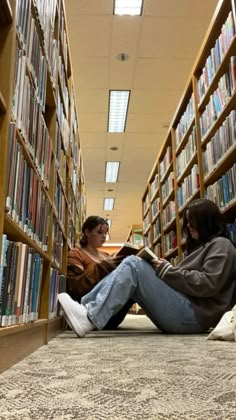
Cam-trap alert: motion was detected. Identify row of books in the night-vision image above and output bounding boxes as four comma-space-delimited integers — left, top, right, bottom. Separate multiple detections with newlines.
205, 162, 236, 210
143, 228, 152, 248
176, 126, 197, 179
162, 201, 176, 228
59, 11, 69, 73
176, 94, 194, 147
26, 16, 47, 110
6, 134, 50, 250
55, 147, 67, 191
32, 0, 58, 88
49, 269, 66, 318
177, 164, 200, 208
197, 11, 235, 103
159, 146, 172, 180
151, 197, 160, 220
200, 60, 236, 138
203, 109, 236, 177
58, 55, 69, 117
15, 1, 48, 111
70, 91, 79, 139
163, 230, 177, 255
57, 89, 70, 152
52, 217, 64, 268
54, 172, 66, 230
161, 172, 174, 202
0, 236, 44, 327
150, 173, 159, 200
67, 219, 76, 249
227, 220, 236, 246
34, 0, 57, 36
152, 215, 161, 241
153, 242, 161, 257
12, 54, 52, 183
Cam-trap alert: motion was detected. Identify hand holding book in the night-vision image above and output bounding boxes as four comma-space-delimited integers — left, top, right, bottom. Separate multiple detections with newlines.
115, 243, 139, 258
136, 247, 167, 267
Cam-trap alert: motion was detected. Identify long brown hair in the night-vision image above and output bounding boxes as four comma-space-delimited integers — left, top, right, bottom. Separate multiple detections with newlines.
182, 199, 228, 253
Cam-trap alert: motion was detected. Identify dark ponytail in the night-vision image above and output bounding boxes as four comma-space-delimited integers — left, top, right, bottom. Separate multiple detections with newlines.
79, 216, 109, 247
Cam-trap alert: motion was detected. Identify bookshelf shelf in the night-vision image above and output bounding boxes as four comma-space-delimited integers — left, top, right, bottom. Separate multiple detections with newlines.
175, 118, 195, 155
177, 153, 198, 185
200, 92, 236, 145
142, 0, 236, 261
4, 214, 51, 261
0, 0, 86, 373
204, 143, 236, 187
163, 218, 176, 234
160, 162, 173, 184
0, 318, 48, 338
164, 246, 178, 259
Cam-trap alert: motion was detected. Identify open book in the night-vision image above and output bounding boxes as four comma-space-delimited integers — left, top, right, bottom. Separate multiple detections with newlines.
137, 247, 157, 262
115, 244, 157, 262
115, 243, 139, 257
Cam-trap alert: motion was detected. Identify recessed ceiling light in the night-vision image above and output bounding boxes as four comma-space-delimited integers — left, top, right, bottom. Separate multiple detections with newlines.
105, 161, 120, 183
104, 198, 115, 211
114, 0, 143, 16
108, 90, 130, 133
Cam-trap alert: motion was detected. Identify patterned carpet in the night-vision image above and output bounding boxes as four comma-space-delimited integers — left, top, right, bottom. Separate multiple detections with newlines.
0, 315, 236, 420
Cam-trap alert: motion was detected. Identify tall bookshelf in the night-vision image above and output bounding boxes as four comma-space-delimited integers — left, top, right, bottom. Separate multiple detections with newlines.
0, 0, 86, 373
142, 0, 236, 263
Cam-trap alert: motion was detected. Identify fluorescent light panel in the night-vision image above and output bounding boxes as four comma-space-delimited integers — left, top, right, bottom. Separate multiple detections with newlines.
114, 0, 143, 15
108, 90, 130, 133
105, 161, 120, 183
104, 198, 115, 211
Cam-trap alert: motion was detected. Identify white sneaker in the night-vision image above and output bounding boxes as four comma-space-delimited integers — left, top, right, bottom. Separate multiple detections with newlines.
58, 293, 94, 337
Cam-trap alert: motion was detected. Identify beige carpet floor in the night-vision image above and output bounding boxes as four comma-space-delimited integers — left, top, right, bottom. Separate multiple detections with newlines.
0, 315, 236, 420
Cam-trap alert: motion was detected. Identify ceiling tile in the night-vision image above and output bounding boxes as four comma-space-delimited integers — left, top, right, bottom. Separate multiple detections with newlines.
65, 0, 112, 17
143, 0, 218, 17
133, 57, 193, 89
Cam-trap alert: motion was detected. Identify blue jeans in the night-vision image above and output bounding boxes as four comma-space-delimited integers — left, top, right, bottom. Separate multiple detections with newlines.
81, 256, 204, 333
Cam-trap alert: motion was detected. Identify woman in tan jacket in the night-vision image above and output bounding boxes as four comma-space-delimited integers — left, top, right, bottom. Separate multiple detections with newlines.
67, 215, 133, 329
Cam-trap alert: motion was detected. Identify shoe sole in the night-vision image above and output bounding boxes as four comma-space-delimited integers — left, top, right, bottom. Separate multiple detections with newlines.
58, 294, 86, 337
63, 312, 73, 330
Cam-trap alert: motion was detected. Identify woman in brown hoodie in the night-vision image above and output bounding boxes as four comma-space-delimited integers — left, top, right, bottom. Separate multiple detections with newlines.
67, 215, 133, 329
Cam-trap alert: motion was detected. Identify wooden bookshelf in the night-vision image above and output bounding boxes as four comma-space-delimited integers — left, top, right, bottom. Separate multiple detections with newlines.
126, 224, 144, 247
142, 0, 236, 262
0, 0, 86, 373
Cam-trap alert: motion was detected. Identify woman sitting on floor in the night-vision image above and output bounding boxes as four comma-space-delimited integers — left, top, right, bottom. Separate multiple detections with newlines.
66, 215, 133, 329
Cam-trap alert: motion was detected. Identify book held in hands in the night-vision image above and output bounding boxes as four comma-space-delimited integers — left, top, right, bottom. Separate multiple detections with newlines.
115, 243, 139, 257
115, 243, 157, 263
137, 247, 157, 262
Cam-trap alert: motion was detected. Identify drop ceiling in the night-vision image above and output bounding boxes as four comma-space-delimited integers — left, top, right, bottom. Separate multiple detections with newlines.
64, 0, 218, 244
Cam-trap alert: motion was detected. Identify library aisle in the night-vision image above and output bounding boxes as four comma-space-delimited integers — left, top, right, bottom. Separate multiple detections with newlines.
0, 314, 235, 420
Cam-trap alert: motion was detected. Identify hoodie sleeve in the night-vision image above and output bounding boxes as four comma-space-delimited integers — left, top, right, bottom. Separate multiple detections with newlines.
155, 238, 235, 298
